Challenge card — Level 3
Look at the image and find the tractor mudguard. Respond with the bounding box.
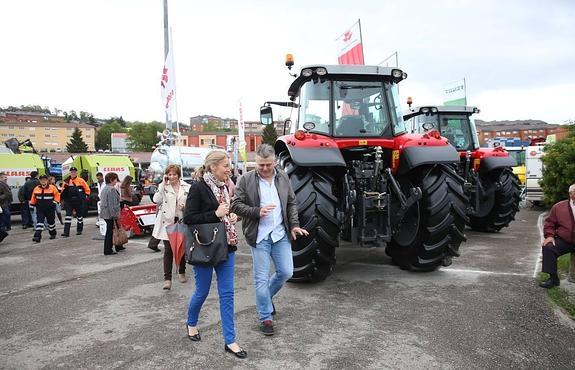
[398,145,459,175]
[479,156,517,174]
[278,145,346,167]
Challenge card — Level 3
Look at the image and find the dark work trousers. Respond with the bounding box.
[163,239,186,280]
[34,205,57,240]
[21,202,33,227]
[0,206,11,231]
[542,237,575,277]
[103,219,123,254]
[63,199,85,236]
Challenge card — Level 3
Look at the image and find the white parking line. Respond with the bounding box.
[532,212,547,278]
[443,268,530,277]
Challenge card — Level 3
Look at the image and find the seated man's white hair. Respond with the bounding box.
[570,184,575,193]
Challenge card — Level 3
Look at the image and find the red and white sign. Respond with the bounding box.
[98,166,130,181]
[0,167,36,203]
[337,21,364,65]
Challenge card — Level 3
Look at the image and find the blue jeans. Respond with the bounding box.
[251,234,293,322]
[187,252,236,344]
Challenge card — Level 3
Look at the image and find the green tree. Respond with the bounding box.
[540,127,575,205]
[107,116,127,127]
[66,127,89,153]
[127,122,165,152]
[95,122,128,150]
[262,124,278,146]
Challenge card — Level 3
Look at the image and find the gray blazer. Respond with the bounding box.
[231,167,299,247]
[99,184,121,220]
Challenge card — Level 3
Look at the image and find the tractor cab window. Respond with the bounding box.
[298,79,331,135]
[334,81,389,137]
[439,115,474,151]
[389,84,407,135]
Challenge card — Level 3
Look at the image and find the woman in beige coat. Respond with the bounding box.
[152,165,191,290]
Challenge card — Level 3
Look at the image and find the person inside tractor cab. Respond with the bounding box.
[334,82,388,137]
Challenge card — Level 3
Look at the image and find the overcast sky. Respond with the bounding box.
[1,0,574,125]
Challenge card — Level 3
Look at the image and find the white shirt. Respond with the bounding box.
[256,172,285,244]
[97,181,105,197]
[571,200,575,219]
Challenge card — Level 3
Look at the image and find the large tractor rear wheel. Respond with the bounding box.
[279,151,340,283]
[468,168,521,232]
[387,164,468,270]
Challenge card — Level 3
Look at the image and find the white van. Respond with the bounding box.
[525,145,545,204]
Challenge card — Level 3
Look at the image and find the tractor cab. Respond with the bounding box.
[404,105,481,152]
[261,64,408,140]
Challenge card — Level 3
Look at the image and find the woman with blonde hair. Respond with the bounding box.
[152,165,191,290]
[183,150,246,359]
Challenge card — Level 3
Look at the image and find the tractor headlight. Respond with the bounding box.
[392,69,403,78]
[315,67,327,76]
[430,107,438,113]
[402,72,408,79]
[420,107,430,113]
[301,68,313,77]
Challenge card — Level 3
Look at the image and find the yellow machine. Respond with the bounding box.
[503,146,526,185]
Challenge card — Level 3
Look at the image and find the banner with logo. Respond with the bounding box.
[161,36,177,128]
[443,79,467,106]
[97,166,131,181]
[337,20,364,65]
[238,100,247,164]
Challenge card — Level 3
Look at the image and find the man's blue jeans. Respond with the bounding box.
[187,252,236,345]
[251,234,293,322]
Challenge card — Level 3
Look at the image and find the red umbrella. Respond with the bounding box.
[166,222,191,266]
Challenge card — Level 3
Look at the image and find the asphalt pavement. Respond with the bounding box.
[1,208,574,369]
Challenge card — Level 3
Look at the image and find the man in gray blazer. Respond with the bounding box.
[232,144,308,336]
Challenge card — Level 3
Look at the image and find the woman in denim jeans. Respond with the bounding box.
[183,151,246,359]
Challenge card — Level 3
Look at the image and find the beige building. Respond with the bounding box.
[0,121,96,152]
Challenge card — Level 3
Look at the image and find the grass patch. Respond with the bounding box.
[548,287,575,319]
[539,254,575,320]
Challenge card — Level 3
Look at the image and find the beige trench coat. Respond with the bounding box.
[152,180,191,241]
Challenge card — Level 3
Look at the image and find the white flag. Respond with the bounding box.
[238,99,247,163]
[161,46,177,125]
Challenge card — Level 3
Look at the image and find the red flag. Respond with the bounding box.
[337,20,364,65]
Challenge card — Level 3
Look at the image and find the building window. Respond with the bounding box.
[45,134,51,138]
[19,127,24,130]
[8,126,14,129]
[200,139,204,145]
[30,134,35,137]
[29,127,35,131]
[67,128,72,131]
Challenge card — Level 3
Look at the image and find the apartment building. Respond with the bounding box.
[0,121,95,152]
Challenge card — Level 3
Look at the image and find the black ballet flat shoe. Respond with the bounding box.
[187,326,201,341]
[224,345,247,359]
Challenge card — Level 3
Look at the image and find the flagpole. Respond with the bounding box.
[358,18,365,64]
[169,27,180,134]
[163,0,171,131]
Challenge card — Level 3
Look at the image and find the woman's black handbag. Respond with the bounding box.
[186,222,228,266]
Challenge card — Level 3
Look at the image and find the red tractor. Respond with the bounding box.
[404,105,521,232]
[260,62,468,282]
